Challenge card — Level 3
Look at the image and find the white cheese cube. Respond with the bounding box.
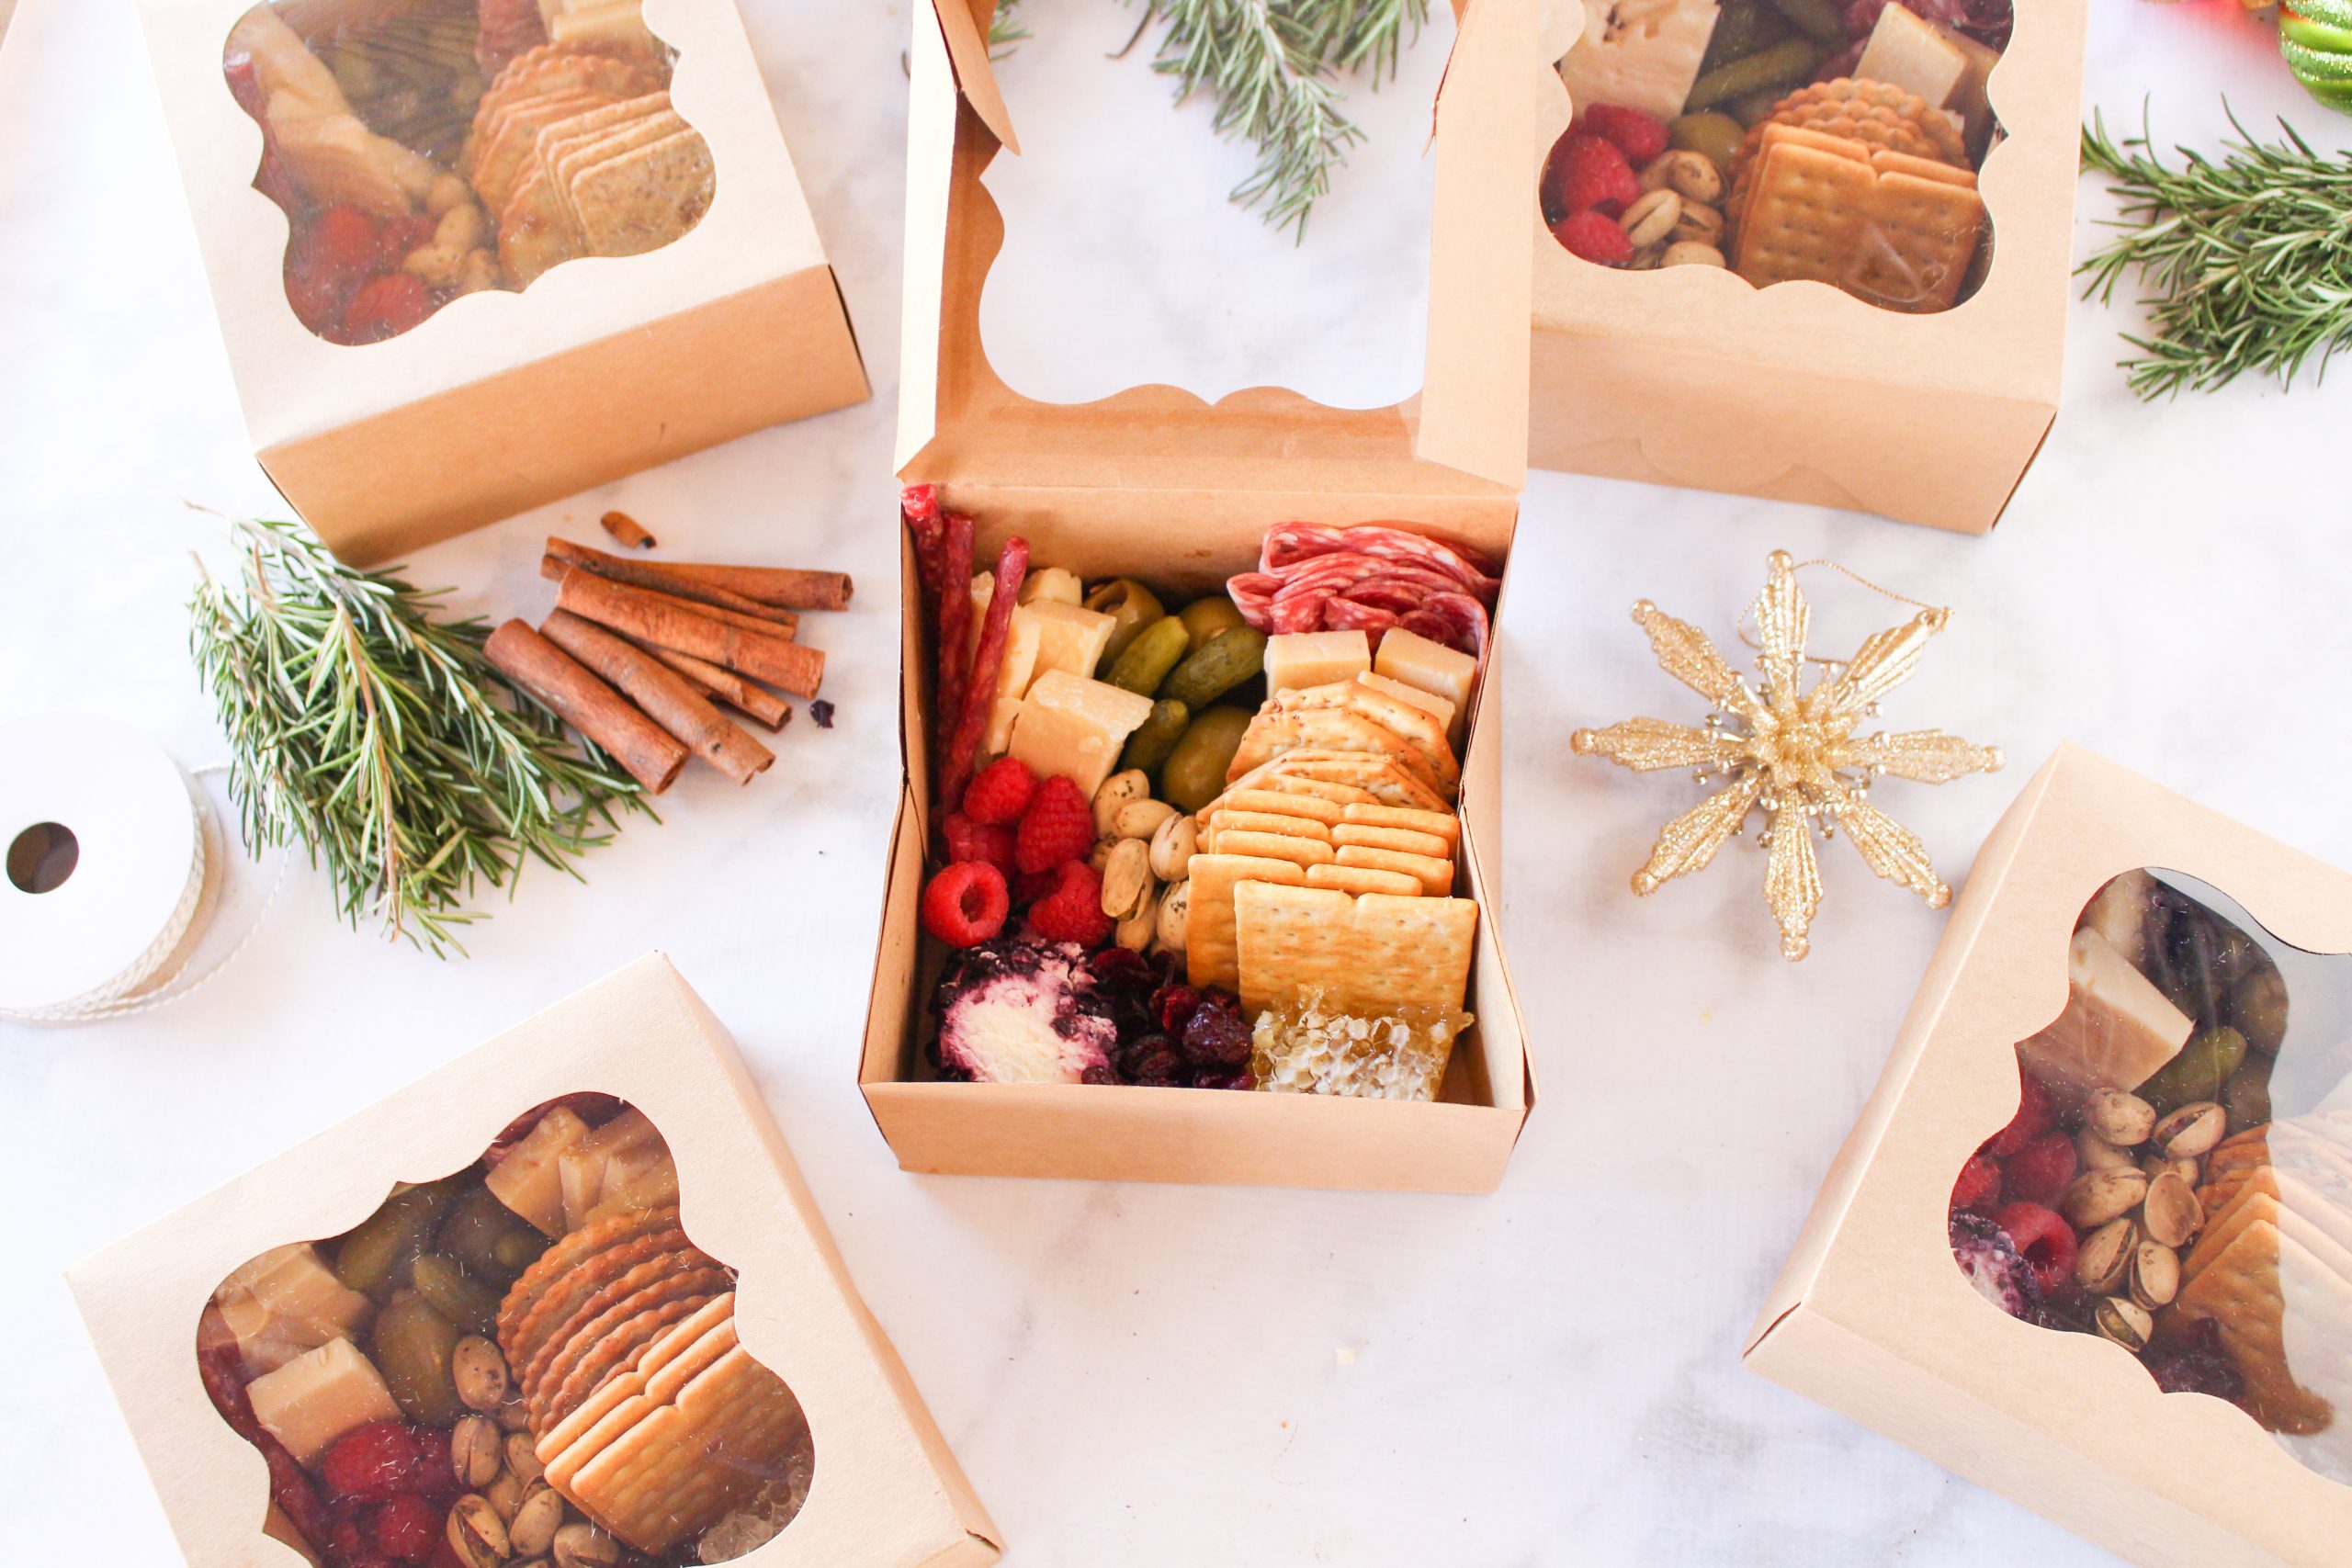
[216,1243,376,1378]
[1857,5,1968,110]
[1559,0,1721,121]
[1264,631,1372,697]
[246,1337,401,1467]
[484,1105,592,1237]
[982,696,1023,759]
[1373,630,1479,745]
[1008,671,1156,798]
[1023,601,1118,684]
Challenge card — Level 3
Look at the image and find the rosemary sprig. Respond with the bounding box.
[990,0,1029,55]
[2080,108,2352,399]
[189,516,647,956]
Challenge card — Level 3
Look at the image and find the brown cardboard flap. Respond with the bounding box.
[932,0,1019,153]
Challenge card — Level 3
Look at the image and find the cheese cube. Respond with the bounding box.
[550,2,656,51]
[558,1109,673,1233]
[1936,24,2002,156]
[1559,0,1722,122]
[215,1243,376,1377]
[2017,929,2193,1104]
[484,1105,592,1237]
[982,696,1023,759]
[1265,631,1372,697]
[1373,630,1478,744]
[967,573,993,665]
[1007,671,1156,798]
[1357,671,1457,737]
[1856,6,1967,110]
[246,1337,401,1467]
[1023,601,1119,684]
[1017,567,1084,606]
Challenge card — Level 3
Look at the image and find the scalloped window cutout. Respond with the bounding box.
[194,1095,815,1562]
[1951,870,2352,1485]
[224,0,715,345]
[1543,0,2009,312]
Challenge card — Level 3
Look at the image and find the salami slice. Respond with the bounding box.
[1227,523,1498,658]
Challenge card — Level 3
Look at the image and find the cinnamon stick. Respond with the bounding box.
[546,536,846,615]
[557,571,826,698]
[540,552,797,632]
[540,612,773,786]
[630,640,790,731]
[601,511,657,549]
[484,620,687,794]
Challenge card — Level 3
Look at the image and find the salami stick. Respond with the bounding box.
[934,513,975,791]
[942,536,1028,815]
[540,611,774,785]
[901,485,946,601]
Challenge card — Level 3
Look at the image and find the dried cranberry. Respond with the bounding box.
[364,1495,440,1562]
[1195,1071,1256,1091]
[2144,1316,2246,1403]
[1181,995,1251,1069]
[1154,984,1202,1035]
[1080,1064,1121,1086]
[1089,944,1148,983]
[321,1422,420,1503]
[1132,1045,1185,1085]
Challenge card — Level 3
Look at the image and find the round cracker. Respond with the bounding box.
[497,1203,681,1340]
[517,1239,707,1401]
[541,1282,721,1430]
[529,1263,730,1424]
[504,1223,688,1375]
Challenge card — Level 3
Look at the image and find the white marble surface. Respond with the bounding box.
[3,0,2349,1562]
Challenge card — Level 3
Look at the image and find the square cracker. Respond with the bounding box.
[472,86,614,213]
[1341,802,1459,843]
[1227,709,1442,796]
[537,1293,732,1467]
[2187,1189,2352,1295]
[1735,140,1878,291]
[1273,682,1458,792]
[1273,753,1449,813]
[1214,766,1378,811]
[571,128,715,257]
[500,165,584,286]
[1184,854,1306,995]
[1204,809,1331,844]
[531,90,670,186]
[2176,1219,2352,1436]
[1306,863,1421,897]
[1336,844,1453,896]
[1332,823,1451,860]
[1215,830,1335,869]
[1218,788,1346,826]
[2201,1164,2352,1265]
[1845,171,1984,312]
[547,106,684,234]
[1233,883,1476,1017]
[575,1347,807,1551]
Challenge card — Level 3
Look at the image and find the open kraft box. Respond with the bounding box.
[858,0,1538,1192]
[69,954,1001,1568]
[1528,0,2086,534]
[1747,747,2352,1567]
[138,0,870,564]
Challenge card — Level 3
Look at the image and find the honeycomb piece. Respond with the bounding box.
[1250,987,1472,1102]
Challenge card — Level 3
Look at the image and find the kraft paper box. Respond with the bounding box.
[1528,0,2086,533]
[856,0,1538,1192]
[69,954,1001,1568]
[1747,747,2352,1566]
[139,0,870,564]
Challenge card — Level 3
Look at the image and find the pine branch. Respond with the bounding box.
[2080,107,2352,399]
[189,516,648,956]
[990,0,1030,56]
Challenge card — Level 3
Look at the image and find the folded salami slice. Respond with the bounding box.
[1227,523,1498,657]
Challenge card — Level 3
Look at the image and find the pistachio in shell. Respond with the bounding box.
[2075,1217,2137,1294]
[2076,1131,2139,1173]
[2084,1088,2156,1148]
[2154,1101,2228,1160]
[2064,1168,2150,1230]
[2130,1237,2182,1310]
[2142,1170,2204,1248]
[2094,1294,2154,1352]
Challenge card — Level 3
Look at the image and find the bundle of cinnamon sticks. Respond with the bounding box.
[485,536,850,794]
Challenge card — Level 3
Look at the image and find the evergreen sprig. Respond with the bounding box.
[189,516,647,956]
[2080,108,2352,399]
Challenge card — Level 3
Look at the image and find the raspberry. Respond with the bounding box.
[320,1421,419,1503]
[963,757,1037,826]
[1012,864,1063,908]
[2002,1130,2078,1209]
[1992,1201,2076,1298]
[377,212,439,271]
[303,205,384,278]
[364,1494,440,1562]
[1015,775,1094,874]
[341,273,435,344]
[1984,1067,2053,1157]
[922,862,1009,948]
[1551,210,1634,266]
[1950,1152,2001,1213]
[1026,860,1113,945]
[1545,132,1641,218]
[1579,103,1670,167]
[944,812,1015,874]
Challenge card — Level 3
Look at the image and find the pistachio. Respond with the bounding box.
[485,1468,525,1523]
[1100,838,1152,921]
[453,1336,510,1414]
[2076,1131,2138,1173]
[1154,876,1190,954]
[2142,1169,2204,1248]
[1116,887,1159,953]
[1092,770,1152,836]
[1644,150,1723,205]
[1114,798,1179,840]
[452,1415,503,1489]
[504,1430,546,1484]
[2093,1294,2154,1353]
[1660,242,1726,268]
[1620,188,1682,249]
[1670,201,1724,246]
[552,1522,622,1568]
[1148,812,1197,881]
[2064,1168,2150,1229]
[1089,837,1115,872]
[2141,1152,2199,1186]
[496,1393,533,1433]
[508,1483,566,1558]
[2154,1101,2227,1159]
[2130,1236,2182,1310]
[447,1495,512,1567]
[2074,1217,2137,1294]
[2084,1088,2156,1147]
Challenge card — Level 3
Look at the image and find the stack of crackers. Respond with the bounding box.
[459,39,715,288]
[1725,79,1984,313]
[497,1205,811,1553]
[1187,673,1478,1026]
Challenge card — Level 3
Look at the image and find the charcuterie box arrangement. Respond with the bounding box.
[138,0,868,563]
[1528,0,2085,532]
[1748,747,2352,1567]
[68,956,1001,1568]
[859,0,1536,1192]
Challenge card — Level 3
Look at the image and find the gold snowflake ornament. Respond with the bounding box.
[1570,551,2004,962]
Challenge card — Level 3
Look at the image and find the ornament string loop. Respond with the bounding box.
[1736,557,1951,665]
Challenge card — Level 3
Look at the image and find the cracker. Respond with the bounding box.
[573,1347,809,1553]
[469,41,664,158]
[2175,1219,2351,1436]
[499,164,585,287]
[1306,863,1421,897]
[1273,682,1459,793]
[2188,1190,2352,1297]
[1227,709,1440,792]
[542,1285,720,1427]
[1871,146,1978,188]
[1340,802,1460,843]
[1330,823,1451,859]
[1734,134,1983,312]
[471,86,614,213]
[1273,754,1449,813]
[498,1203,680,1340]
[522,1252,720,1412]
[1356,671,1455,733]
[1214,830,1335,869]
[570,128,715,258]
[503,1224,686,1372]
[1335,844,1453,897]
[1184,854,1307,995]
[1216,763,1379,809]
[1216,788,1347,826]
[537,1292,736,1469]
[1232,884,1477,1017]
[546,105,682,234]
[1205,809,1330,843]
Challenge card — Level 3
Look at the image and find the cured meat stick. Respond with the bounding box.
[542,541,797,627]
[935,512,975,796]
[556,572,824,699]
[902,485,946,601]
[942,536,1029,815]
[540,556,797,635]
[485,619,687,794]
[626,639,791,731]
[540,612,774,785]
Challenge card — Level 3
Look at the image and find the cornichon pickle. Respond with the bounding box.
[1686,39,1824,112]
[371,1289,462,1424]
[334,1176,464,1302]
[410,1255,502,1338]
[1176,597,1250,653]
[1159,705,1254,815]
[1698,0,1787,71]
[2139,1026,2248,1115]
[1668,111,1746,173]
[1107,615,1192,696]
[1160,627,1266,711]
[1084,580,1166,668]
[1121,698,1192,777]
[1763,0,1846,45]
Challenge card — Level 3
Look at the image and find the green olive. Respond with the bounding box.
[492,1228,549,1277]
[1668,112,1746,175]
[1159,705,1255,815]
[1120,699,1192,778]
[1106,615,1192,697]
[410,1255,503,1338]
[1083,580,1166,668]
[371,1289,462,1425]
[2139,1026,2248,1116]
[1160,627,1267,711]
[334,1177,464,1303]
[2230,963,2290,1055]
[435,1185,531,1285]
[1176,598,1250,653]
[2225,1052,2276,1132]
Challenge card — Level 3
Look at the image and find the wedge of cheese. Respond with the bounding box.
[1008,671,1155,798]
[247,1337,401,1467]
[1373,630,1478,746]
[1023,601,1119,685]
[1559,0,1721,121]
[485,1105,593,1237]
[1265,631,1372,697]
[216,1243,377,1377]
[2018,928,2193,1103]
[558,1109,677,1233]
[1856,6,1968,109]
